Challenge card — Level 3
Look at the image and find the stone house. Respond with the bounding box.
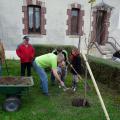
[0,0,120,59]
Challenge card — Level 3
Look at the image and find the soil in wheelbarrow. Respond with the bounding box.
[0,77,31,85]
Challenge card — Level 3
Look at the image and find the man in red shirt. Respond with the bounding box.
[16,36,35,76]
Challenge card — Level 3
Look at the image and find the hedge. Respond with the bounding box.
[88,55,120,91]
[33,45,120,91]
[33,44,75,56]
[33,44,120,92]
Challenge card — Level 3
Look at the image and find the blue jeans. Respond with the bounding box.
[32,61,48,94]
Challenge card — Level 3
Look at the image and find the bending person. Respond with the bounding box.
[33,53,65,96]
[51,47,68,85]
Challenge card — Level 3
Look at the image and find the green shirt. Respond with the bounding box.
[35,53,57,69]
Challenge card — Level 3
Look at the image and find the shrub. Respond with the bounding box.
[33,44,75,56]
[88,55,120,91]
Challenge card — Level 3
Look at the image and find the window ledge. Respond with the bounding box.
[28,34,45,38]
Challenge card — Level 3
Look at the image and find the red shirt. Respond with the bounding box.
[16,43,35,63]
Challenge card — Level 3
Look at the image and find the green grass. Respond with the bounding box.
[0,60,120,120]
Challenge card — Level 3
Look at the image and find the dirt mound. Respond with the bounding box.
[0,77,32,85]
[72,98,90,107]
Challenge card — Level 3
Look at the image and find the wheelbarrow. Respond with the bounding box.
[0,76,34,112]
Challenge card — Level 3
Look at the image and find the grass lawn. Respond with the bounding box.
[0,60,120,120]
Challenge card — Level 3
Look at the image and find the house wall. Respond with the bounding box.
[0,0,120,59]
[25,0,91,50]
[106,0,120,44]
[0,0,23,50]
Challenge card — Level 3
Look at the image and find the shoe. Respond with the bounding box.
[73,87,76,92]
[72,86,76,92]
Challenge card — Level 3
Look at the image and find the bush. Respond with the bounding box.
[88,55,120,91]
[33,44,75,56]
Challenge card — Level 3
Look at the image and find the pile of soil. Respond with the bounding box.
[0,77,32,85]
[72,98,90,107]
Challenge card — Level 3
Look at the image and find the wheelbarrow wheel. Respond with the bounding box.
[3,97,21,112]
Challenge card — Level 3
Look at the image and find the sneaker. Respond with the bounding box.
[73,87,76,92]
[58,85,62,88]
[72,86,76,91]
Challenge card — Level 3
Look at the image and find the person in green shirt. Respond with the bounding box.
[33,53,65,96]
[51,47,68,85]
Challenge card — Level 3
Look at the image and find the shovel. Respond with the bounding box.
[67,61,91,91]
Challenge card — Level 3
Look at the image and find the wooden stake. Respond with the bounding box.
[82,52,110,120]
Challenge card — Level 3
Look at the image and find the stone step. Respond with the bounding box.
[106,54,113,58]
[102,55,112,59]
[103,50,113,54]
[90,44,115,60]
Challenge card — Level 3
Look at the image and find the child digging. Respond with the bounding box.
[69,48,82,91]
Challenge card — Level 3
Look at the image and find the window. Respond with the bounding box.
[28,6,41,33]
[66,4,84,36]
[71,8,80,35]
[22,1,46,35]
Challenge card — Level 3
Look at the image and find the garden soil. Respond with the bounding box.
[0,77,31,85]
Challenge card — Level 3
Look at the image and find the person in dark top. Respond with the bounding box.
[69,47,82,91]
[51,47,68,85]
[112,50,120,62]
